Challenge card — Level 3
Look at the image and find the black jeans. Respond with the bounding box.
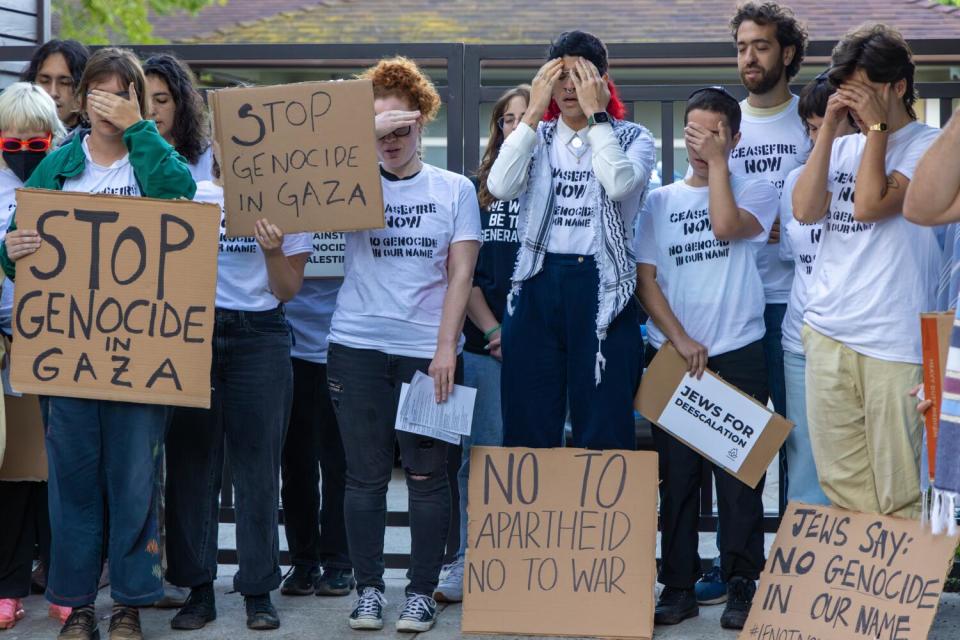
[648,340,768,588]
[280,358,350,570]
[165,307,293,596]
[0,481,47,598]
[327,343,460,596]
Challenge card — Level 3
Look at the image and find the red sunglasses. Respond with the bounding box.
[0,131,52,153]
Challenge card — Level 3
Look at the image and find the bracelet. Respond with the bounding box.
[483,324,502,341]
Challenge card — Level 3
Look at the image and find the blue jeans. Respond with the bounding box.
[457,351,504,560]
[165,307,293,595]
[43,397,167,607]
[783,350,830,505]
[501,254,642,450]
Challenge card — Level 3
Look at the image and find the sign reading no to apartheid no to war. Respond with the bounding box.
[741,502,959,640]
[10,189,220,408]
[211,79,385,238]
[462,447,657,639]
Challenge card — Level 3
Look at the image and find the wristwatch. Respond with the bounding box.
[587,111,611,127]
[868,122,888,133]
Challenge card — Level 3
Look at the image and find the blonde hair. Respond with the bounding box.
[0,82,66,145]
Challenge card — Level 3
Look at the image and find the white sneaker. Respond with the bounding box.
[396,594,437,633]
[348,587,386,630]
[433,558,463,603]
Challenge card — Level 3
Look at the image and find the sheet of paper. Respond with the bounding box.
[399,370,476,436]
[395,382,462,445]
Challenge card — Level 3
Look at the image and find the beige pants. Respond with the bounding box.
[802,325,922,518]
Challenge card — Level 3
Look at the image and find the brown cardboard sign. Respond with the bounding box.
[740,502,958,640]
[0,394,46,481]
[211,79,385,237]
[462,447,657,639]
[636,342,792,488]
[10,189,220,408]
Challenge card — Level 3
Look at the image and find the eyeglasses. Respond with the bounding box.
[688,86,740,105]
[378,125,412,141]
[0,132,52,153]
[497,114,525,131]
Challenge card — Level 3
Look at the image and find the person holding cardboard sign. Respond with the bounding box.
[792,25,940,520]
[0,48,197,640]
[326,57,481,633]
[487,30,655,451]
[164,140,310,632]
[0,82,65,632]
[635,87,779,631]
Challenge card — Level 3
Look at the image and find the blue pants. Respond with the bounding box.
[165,307,293,596]
[783,350,830,505]
[501,254,642,450]
[457,351,504,560]
[43,397,167,607]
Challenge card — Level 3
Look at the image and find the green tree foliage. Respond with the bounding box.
[55,0,226,44]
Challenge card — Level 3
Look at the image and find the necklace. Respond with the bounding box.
[564,133,588,164]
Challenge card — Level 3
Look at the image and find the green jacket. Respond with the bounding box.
[0,119,197,279]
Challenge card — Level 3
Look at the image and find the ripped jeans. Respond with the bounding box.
[327,343,460,596]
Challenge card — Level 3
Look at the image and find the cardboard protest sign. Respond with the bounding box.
[636,342,792,488]
[741,502,958,640]
[920,311,954,480]
[304,231,345,278]
[10,189,220,408]
[462,447,657,639]
[211,80,385,237]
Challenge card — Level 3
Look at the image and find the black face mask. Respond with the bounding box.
[3,150,46,183]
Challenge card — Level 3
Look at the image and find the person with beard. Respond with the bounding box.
[21,39,90,133]
[686,1,810,607]
[793,25,940,519]
[488,31,654,451]
[0,82,66,631]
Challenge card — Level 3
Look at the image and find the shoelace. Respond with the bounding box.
[445,561,464,581]
[400,594,436,619]
[62,607,96,632]
[247,598,275,616]
[728,580,754,603]
[355,589,386,616]
[109,606,140,632]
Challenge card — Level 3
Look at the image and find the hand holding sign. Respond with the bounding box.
[253,218,284,254]
[4,229,41,261]
[87,83,143,131]
[673,334,708,379]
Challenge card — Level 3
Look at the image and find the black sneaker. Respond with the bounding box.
[58,605,100,640]
[720,576,756,630]
[396,594,437,633]
[170,583,217,630]
[245,594,280,631]
[349,587,386,630]
[316,568,356,597]
[280,565,320,596]
[654,586,698,625]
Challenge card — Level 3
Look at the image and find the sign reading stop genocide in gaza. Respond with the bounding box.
[211,79,385,237]
[9,189,220,408]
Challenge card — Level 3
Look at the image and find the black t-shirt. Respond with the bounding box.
[463,177,521,354]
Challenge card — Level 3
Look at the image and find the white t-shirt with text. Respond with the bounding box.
[329,164,483,359]
[804,122,941,364]
[63,136,141,197]
[779,166,821,355]
[730,96,811,304]
[0,168,20,333]
[636,174,779,356]
[193,181,312,311]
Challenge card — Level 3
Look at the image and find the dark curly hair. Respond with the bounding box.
[827,24,917,121]
[543,30,626,121]
[143,53,209,165]
[477,85,530,209]
[21,39,89,88]
[797,73,835,133]
[730,2,808,81]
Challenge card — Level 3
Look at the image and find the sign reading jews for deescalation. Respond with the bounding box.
[463,447,657,639]
[211,80,384,238]
[10,189,220,408]
[741,502,959,640]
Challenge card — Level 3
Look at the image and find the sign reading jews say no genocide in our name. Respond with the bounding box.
[10,189,220,409]
[211,79,385,238]
[462,447,657,639]
[740,502,959,640]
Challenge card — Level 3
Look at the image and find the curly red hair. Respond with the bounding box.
[543,79,626,121]
[357,56,442,125]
